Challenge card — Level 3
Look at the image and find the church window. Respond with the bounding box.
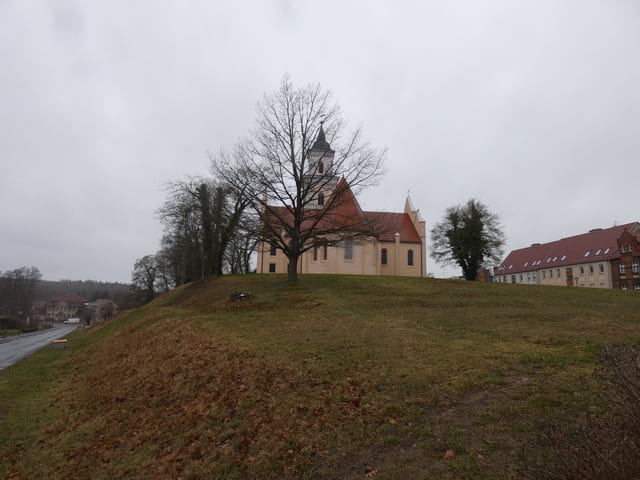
[344,239,353,260]
[313,245,318,261]
[269,263,276,273]
[270,243,277,256]
[318,161,324,174]
[323,243,328,260]
[408,249,414,266]
[381,248,387,265]
[318,192,324,206]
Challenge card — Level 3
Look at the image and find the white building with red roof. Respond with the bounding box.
[495,222,640,288]
[45,293,87,321]
[256,128,427,277]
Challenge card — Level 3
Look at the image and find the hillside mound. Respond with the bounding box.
[1,274,639,479]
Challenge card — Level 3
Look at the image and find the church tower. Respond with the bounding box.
[304,124,338,209]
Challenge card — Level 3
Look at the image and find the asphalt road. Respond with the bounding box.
[0,324,77,370]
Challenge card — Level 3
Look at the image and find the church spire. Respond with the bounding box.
[311,122,334,153]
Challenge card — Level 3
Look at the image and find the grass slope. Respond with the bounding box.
[1,275,639,479]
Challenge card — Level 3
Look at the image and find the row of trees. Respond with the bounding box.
[132,76,506,298]
[0,267,42,325]
[132,178,257,301]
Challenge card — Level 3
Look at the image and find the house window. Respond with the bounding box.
[270,243,277,256]
[542,271,546,279]
[621,282,628,290]
[579,266,585,275]
[620,263,626,274]
[556,269,561,277]
[519,274,523,282]
[634,282,640,291]
[633,261,639,274]
[269,263,276,273]
[549,270,553,278]
[599,264,604,274]
[588,265,594,274]
[408,249,414,266]
[318,192,324,206]
[344,239,353,260]
[381,248,388,265]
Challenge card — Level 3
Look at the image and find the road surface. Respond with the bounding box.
[0,324,77,370]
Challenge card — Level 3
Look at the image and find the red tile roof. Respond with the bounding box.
[263,179,422,243]
[496,222,639,275]
[48,293,87,306]
[364,211,422,243]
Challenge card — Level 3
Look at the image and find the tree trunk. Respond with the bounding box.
[287,255,299,282]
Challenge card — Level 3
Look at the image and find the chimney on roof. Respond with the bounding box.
[589,228,602,233]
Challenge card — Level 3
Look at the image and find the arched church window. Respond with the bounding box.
[381,248,388,265]
[408,249,414,266]
[318,161,324,174]
[318,192,324,206]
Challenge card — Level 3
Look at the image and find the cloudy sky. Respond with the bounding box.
[1,1,639,282]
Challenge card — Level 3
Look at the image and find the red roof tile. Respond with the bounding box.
[48,293,87,306]
[496,223,639,274]
[262,179,422,243]
[365,211,422,243]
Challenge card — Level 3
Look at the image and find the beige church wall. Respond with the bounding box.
[257,234,426,278]
[301,240,378,275]
[378,241,424,278]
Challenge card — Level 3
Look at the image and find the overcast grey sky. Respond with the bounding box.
[1,1,639,282]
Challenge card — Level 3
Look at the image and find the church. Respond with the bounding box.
[256,127,427,277]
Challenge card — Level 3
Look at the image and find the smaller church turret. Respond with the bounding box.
[304,124,338,208]
[307,123,335,176]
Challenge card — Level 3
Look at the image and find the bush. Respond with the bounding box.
[520,343,640,480]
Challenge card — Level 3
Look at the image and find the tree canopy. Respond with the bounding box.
[430,199,505,281]
[211,76,386,281]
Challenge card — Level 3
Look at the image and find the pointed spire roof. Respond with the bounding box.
[311,123,334,153]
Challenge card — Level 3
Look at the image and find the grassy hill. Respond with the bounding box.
[1,275,639,479]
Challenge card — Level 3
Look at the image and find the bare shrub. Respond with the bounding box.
[520,343,640,480]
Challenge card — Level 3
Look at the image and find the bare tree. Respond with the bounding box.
[0,266,41,324]
[224,210,259,274]
[131,255,158,303]
[211,76,386,281]
[158,177,251,281]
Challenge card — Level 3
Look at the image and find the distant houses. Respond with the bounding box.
[45,293,87,322]
[495,222,640,290]
[35,294,118,325]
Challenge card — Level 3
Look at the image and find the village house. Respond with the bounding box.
[45,293,87,321]
[495,222,640,289]
[610,228,640,291]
